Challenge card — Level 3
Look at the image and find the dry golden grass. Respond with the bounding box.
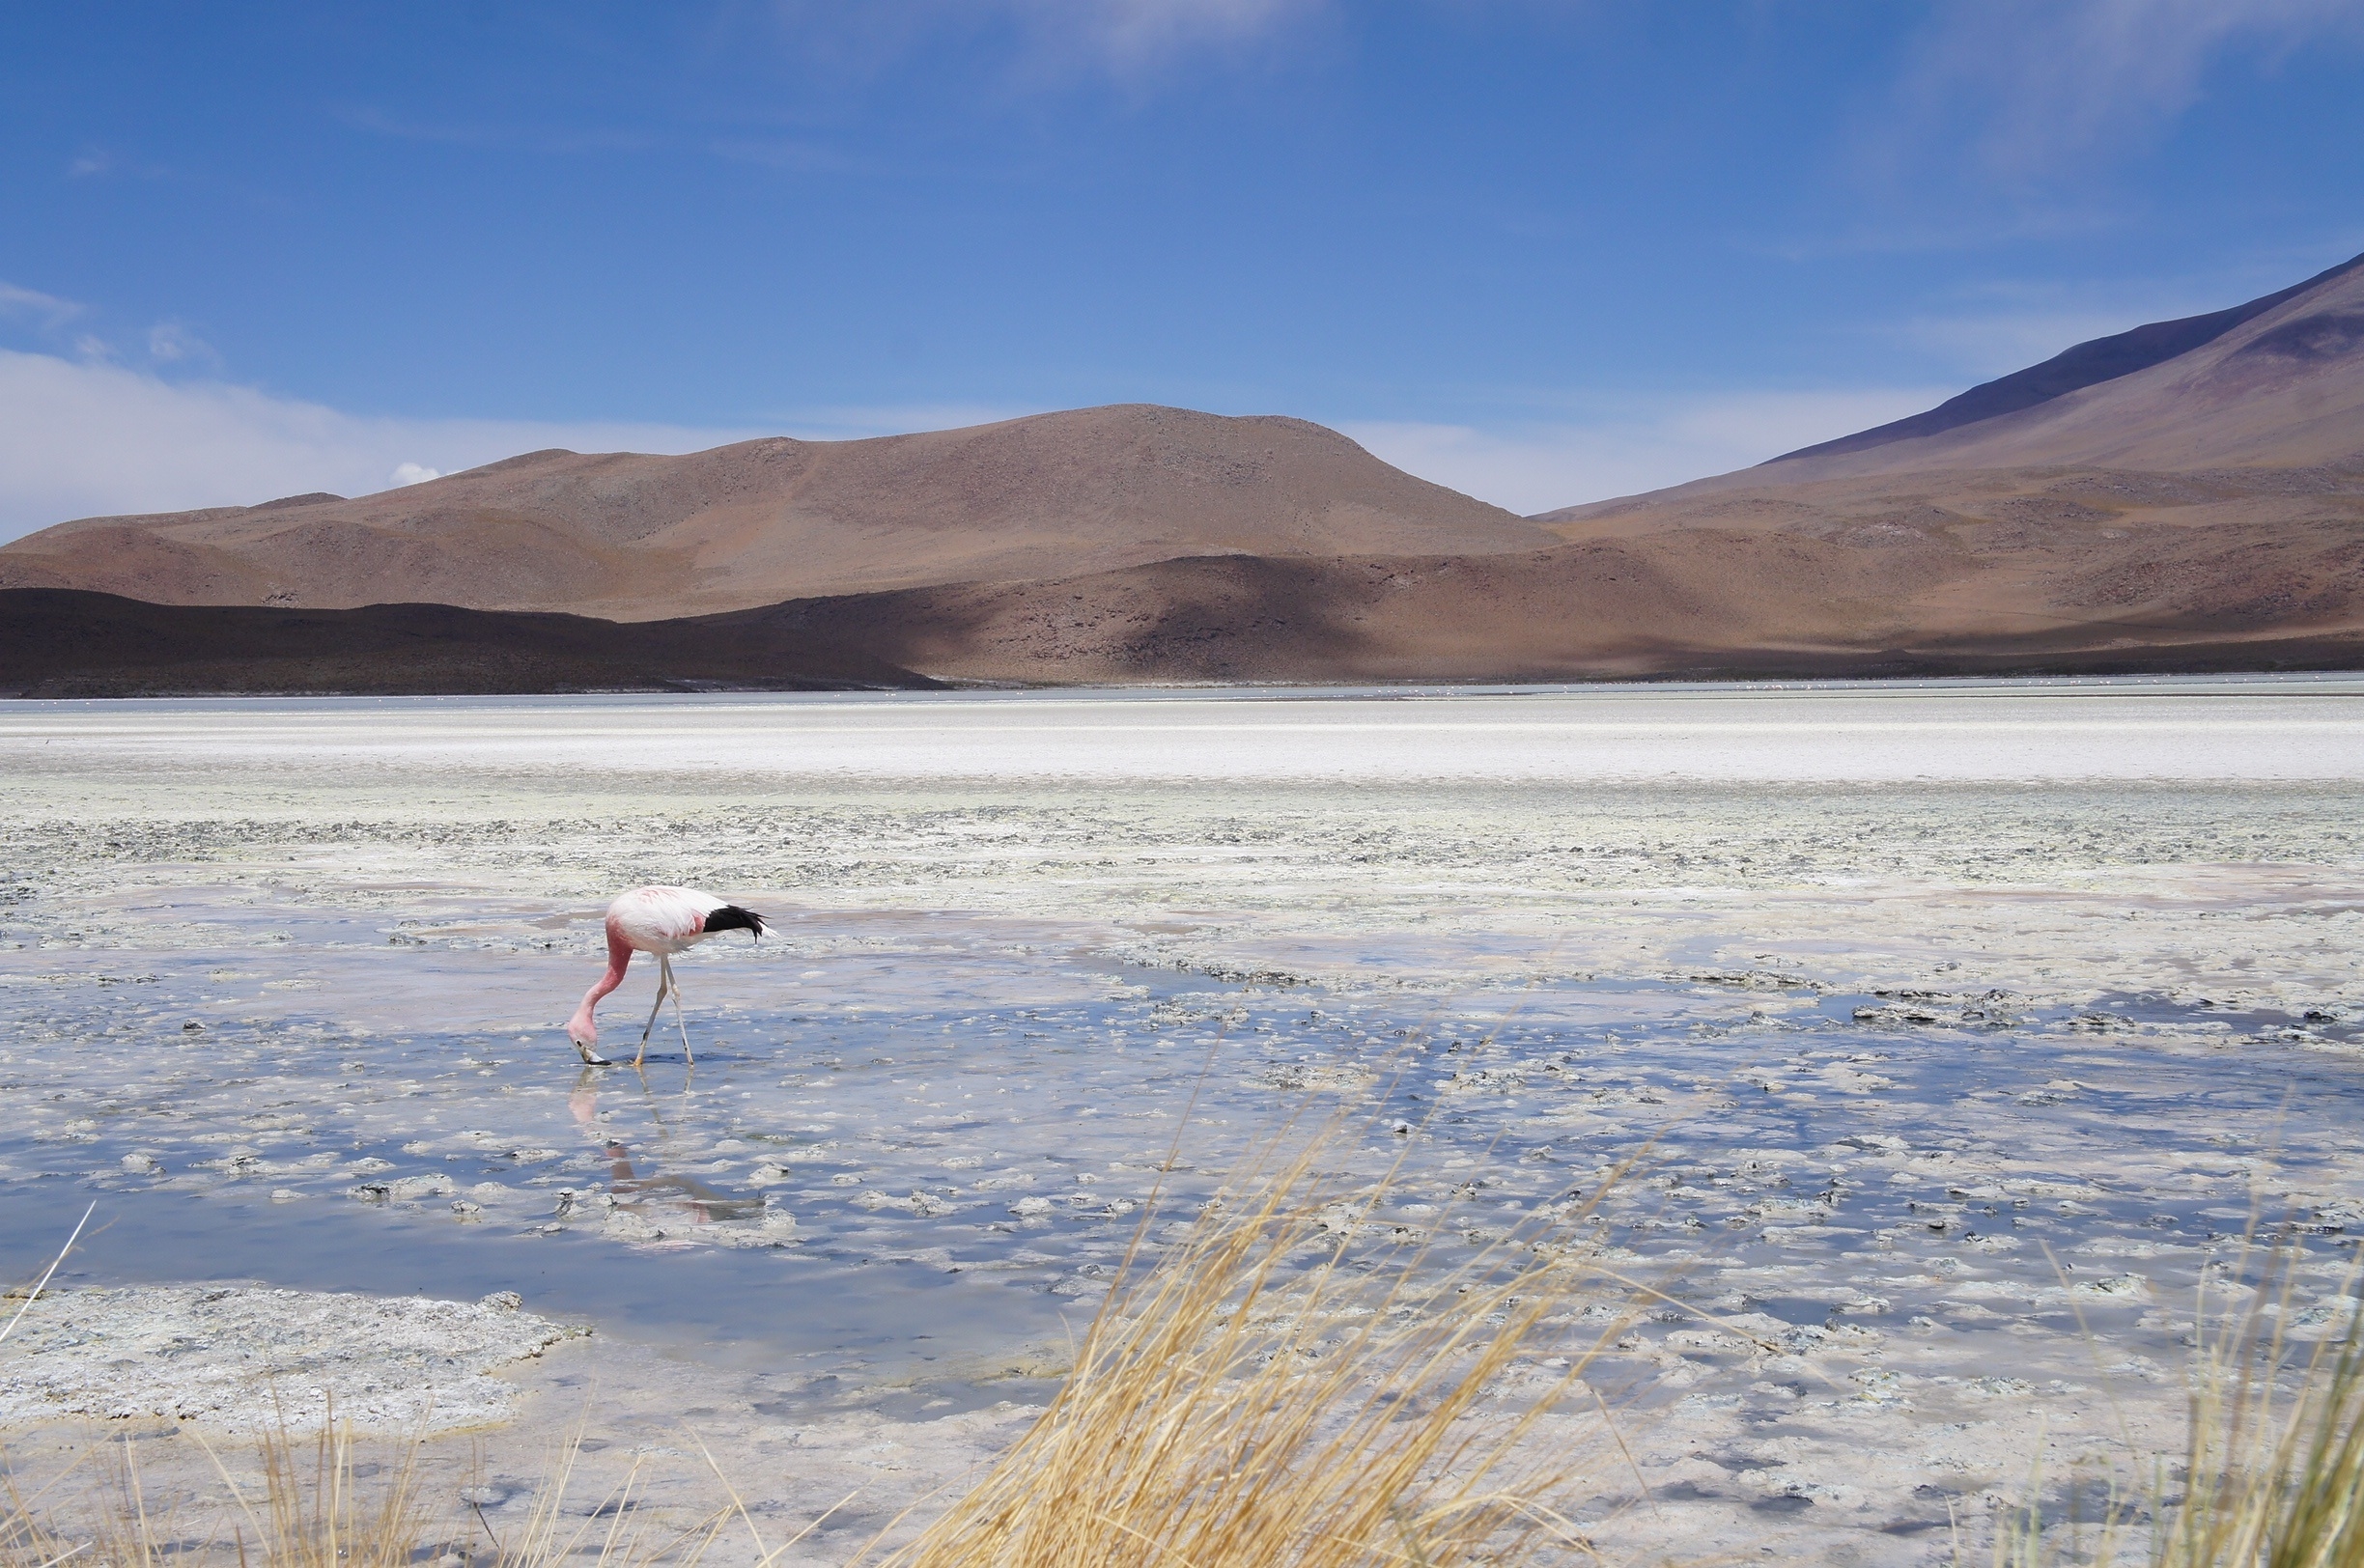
[207,1421,433,1568]
[855,1130,1638,1568]
[0,1126,1639,1568]
[14,1142,2364,1568]
[2142,1248,2364,1568]
[1980,1244,2364,1568]
[0,1415,747,1568]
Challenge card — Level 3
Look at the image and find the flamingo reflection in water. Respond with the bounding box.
[566,1070,770,1233]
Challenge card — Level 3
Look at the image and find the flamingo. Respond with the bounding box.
[567,886,766,1068]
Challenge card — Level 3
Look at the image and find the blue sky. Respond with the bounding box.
[2,0,2361,536]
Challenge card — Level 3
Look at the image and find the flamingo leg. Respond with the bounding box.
[634,965,670,1068]
[666,955,690,1069]
[666,955,694,1064]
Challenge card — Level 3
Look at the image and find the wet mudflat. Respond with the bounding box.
[4,679,2364,1564]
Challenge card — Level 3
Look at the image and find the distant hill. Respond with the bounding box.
[0,405,1553,623]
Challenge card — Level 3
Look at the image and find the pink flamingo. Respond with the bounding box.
[567,886,766,1068]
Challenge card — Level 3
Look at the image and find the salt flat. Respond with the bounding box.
[2,679,2362,1564]
[10,675,2364,781]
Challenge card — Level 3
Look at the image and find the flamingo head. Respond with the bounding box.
[567,1005,610,1065]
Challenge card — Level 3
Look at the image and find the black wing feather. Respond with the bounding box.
[703,904,766,938]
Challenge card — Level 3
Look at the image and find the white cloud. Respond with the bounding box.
[0,349,764,542]
[1895,0,2364,187]
[390,462,442,487]
[1342,389,1955,516]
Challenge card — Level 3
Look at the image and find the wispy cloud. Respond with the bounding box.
[1,287,201,372]
[1876,271,2233,378]
[1003,0,1318,68]
[146,321,216,367]
[1888,0,2364,191]
[63,146,169,181]
[1342,389,1955,516]
[0,281,82,331]
[1870,242,2364,377]
[704,136,878,175]
[1891,308,2158,378]
[336,105,660,154]
[0,349,763,541]
[772,401,1033,439]
[755,0,1322,81]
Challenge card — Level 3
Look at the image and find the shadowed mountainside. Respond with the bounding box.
[15,507,2364,695]
[0,405,1552,622]
[0,589,935,696]
[20,539,2359,699]
[746,530,2364,683]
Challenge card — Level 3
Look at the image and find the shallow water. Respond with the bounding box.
[6,901,2358,1359]
[7,680,2364,1558]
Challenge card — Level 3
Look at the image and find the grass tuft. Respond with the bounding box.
[0,1125,1659,1567]
[2147,1246,2364,1568]
[1971,1243,2364,1568]
[857,1127,1638,1568]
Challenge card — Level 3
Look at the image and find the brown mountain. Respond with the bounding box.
[789,250,2364,684]
[747,249,2364,684]
[8,253,2362,691]
[0,404,1555,622]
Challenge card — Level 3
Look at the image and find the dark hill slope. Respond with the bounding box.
[754,536,2364,684]
[0,589,934,696]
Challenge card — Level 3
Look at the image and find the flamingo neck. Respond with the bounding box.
[567,932,634,1042]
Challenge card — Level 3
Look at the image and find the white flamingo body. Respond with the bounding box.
[567,885,765,1068]
[610,885,725,955]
